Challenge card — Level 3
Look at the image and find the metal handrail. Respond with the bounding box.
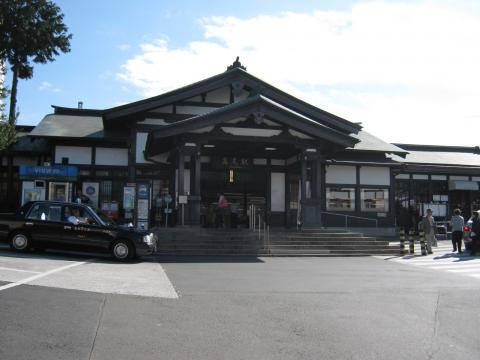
[249,204,270,254]
[320,211,378,229]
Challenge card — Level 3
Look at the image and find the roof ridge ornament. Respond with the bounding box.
[227,56,247,71]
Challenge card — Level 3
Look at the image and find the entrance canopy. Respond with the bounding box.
[145,94,359,159]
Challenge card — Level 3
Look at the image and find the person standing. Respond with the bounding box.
[470,211,480,256]
[74,189,90,204]
[450,208,464,253]
[216,193,229,228]
[421,208,436,254]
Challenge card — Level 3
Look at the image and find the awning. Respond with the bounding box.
[448,180,479,191]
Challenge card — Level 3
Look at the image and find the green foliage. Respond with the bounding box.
[0,59,16,151]
[0,0,72,124]
[0,121,16,151]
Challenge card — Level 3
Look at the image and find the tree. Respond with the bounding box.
[0,59,15,151]
[0,0,72,125]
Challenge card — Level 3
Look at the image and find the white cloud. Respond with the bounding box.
[117,43,131,52]
[117,1,480,146]
[38,81,60,93]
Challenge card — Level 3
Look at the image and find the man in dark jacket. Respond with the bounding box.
[470,211,480,256]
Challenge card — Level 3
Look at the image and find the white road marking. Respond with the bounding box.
[380,241,480,279]
[0,266,41,274]
[29,261,179,299]
[0,259,93,292]
[0,253,179,298]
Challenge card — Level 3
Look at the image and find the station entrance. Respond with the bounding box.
[200,167,268,228]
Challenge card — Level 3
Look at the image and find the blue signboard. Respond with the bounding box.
[19,165,78,181]
[137,183,149,200]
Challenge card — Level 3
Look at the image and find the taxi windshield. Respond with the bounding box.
[86,206,116,226]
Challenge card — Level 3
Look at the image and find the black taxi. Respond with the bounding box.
[0,201,157,261]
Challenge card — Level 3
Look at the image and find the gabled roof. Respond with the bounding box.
[146,94,359,156]
[98,66,362,135]
[30,114,105,138]
[350,131,408,155]
[390,146,480,168]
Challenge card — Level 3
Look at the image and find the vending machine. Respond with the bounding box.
[21,180,46,205]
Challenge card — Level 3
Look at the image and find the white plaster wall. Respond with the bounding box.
[271,159,285,166]
[175,169,191,195]
[13,156,38,166]
[150,105,173,113]
[253,158,267,165]
[186,95,203,102]
[55,146,92,165]
[96,147,128,166]
[325,165,356,184]
[450,175,469,181]
[205,87,230,103]
[412,174,428,180]
[138,118,168,125]
[359,166,390,185]
[176,106,218,115]
[136,132,153,164]
[271,172,285,212]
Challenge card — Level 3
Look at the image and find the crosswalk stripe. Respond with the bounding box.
[446,268,480,273]
[382,240,480,278]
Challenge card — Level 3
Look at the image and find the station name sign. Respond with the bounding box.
[212,156,252,169]
[19,165,78,181]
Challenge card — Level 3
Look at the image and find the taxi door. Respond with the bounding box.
[61,205,113,251]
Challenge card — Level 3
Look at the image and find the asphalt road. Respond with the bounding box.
[1,245,479,360]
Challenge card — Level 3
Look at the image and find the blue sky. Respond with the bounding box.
[12,0,359,121]
[4,0,480,146]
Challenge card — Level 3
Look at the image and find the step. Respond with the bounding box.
[286,232,366,238]
[285,236,378,241]
[268,248,400,255]
[268,244,390,250]
[270,240,388,245]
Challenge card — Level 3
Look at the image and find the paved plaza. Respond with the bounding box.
[1,244,479,360]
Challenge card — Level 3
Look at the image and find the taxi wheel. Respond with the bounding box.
[10,232,31,252]
[111,239,135,262]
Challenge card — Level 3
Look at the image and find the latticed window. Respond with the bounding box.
[326,187,355,211]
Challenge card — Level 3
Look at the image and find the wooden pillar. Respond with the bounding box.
[300,152,307,226]
[194,151,201,196]
[128,130,136,182]
[189,149,202,226]
[285,168,290,228]
[177,148,185,225]
[316,157,324,227]
[266,158,271,224]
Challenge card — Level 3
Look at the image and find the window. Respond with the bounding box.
[326,187,355,211]
[361,189,389,212]
[26,204,62,221]
[63,205,94,225]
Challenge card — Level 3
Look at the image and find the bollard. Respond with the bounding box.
[408,228,415,254]
[399,228,406,255]
[419,231,427,256]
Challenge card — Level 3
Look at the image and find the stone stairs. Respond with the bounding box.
[154,228,265,256]
[267,228,398,256]
[153,227,399,257]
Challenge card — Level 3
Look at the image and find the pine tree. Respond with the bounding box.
[0,0,72,125]
[0,59,15,151]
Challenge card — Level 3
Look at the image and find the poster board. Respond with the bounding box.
[136,182,150,230]
[82,182,99,207]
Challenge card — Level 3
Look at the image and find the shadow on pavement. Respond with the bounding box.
[0,245,145,265]
[151,255,265,263]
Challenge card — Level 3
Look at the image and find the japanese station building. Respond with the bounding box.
[1,59,480,232]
